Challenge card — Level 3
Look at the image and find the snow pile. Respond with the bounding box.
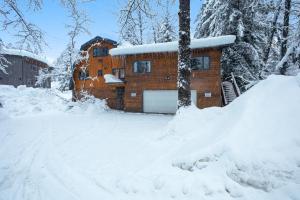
[0,75,299,200]
[166,74,300,198]
[0,85,107,117]
[110,35,236,56]
[104,74,123,83]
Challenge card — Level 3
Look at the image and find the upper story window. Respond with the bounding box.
[93,47,109,57]
[79,70,89,80]
[119,68,125,79]
[97,69,103,76]
[133,61,151,73]
[112,68,125,79]
[191,56,210,70]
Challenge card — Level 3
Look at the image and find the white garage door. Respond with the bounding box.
[143,90,197,114]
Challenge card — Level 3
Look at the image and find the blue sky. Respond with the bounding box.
[1,0,202,63]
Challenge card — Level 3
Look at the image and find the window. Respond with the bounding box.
[112,68,118,76]
[133,61,151,73]
[97,69,103,76]
[119,68,125,79]
[191,56,210,70]
[112,68,125,79]
[79,70,89,80]
[93,47,108,57]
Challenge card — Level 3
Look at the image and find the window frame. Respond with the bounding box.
[97,69,103,77]
[112,68,125,79]
[119,68,125,79]
[93,47,109,57]
[191,56,211,71]
[132,60,152,74]
[78,70,90,80]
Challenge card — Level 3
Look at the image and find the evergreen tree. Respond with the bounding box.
[0,39,9,73]
[276,15,300,74]
[157,1,176,43]
[194,0,275,89]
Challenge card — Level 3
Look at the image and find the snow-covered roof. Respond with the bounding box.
[110,35,236,56]
[80,36,117,51]
[104,74,123,84]
[1,48,49,65]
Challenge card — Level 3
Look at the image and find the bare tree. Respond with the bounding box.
[0,0,44,52]
[0,0,43,73]
[64,0,90,90]
[41,0,91,91]
[0,0,93,75]
[118,0,153,45]
[177,0,191,108]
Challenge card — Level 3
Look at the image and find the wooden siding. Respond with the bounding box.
[0,54,50,88]
[73,40,124,108]
[73,40,222,112]
[116,48,222,112]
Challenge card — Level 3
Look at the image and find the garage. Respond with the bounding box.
[143,90,197,114]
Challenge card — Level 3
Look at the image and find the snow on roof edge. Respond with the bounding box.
[1,48,49,65]
[104,74,123,84]
[110,35,236,56]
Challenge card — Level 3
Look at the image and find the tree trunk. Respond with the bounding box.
[177,0,191,108]
[280,0,291,74]
[138,10,143,45]
[263,0,282,64]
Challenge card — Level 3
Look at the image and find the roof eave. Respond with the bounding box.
[110,43,235,56]
[80,36,118,51]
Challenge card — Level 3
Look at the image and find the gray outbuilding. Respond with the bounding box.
[0,49,51,88]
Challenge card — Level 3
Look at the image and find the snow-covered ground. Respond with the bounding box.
[0,75,300,200]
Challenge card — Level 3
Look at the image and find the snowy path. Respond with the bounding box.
[0,109,173,200]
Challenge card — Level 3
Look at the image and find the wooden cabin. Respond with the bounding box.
[73,35,236,113]
[73,36,125,109]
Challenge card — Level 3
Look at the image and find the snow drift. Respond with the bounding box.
[0,85,107,118]
[0,75,299,200]
[167,74,300,199]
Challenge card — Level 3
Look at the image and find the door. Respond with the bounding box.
[143,90,197,114]
[116,87,125,110]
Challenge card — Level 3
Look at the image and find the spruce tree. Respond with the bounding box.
[157,1,176,43]
[194,0,274,89]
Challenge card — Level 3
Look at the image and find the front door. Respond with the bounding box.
[116,87,125,110]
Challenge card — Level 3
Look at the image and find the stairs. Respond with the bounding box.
[222,81,237,104]
[222,73,241,106]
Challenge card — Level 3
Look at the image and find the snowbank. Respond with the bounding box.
[167,74,300,198]
[0,75,299,200]
[110,35,236,56]
[0,85,107,117]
